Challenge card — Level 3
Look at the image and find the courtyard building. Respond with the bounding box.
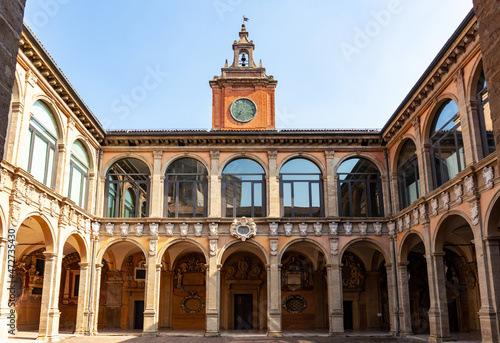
[1,10,500,343]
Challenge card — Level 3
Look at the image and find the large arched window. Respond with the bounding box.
[105,158,150,218]
[338,158,383,217]
[430,99,464,188]
[68,140,90,209]
[397,140,420,209]
[280,158,323,217]
[26,101,58,188]
[476,71,496,157]
[222,159,265,218]
[164,158,207,218]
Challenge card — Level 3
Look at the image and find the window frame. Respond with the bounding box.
[430,100,464,188]
[68,147,89,209]
[164,159,208,218]
[279,159,324,217]
[337,158,384,218]
[397,141,420,210]
[26,119,58,189]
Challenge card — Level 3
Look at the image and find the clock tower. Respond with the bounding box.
[210,24,277,130]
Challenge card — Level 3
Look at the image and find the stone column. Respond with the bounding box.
[267,246,282,337]
[74,262,90,335]
[143,238,160,336]
[38,252,62,342]
[412,117,428,196]
[427,252,450,343]
[205,236,220,336]
[150,150,163,217]
[472,0,500,162]
[208,151,221,218]
[385,263,398,336]
[325,150,338,217]
[381,175,391,217]
[390,172,400,212]
[420,143,433,194]
[398,261,413,336]
[0,0,27,159]
[97,176,106,217]
[475,236,500,343]
[455,68,479,165]
[327,261,344,336]
[87,173,96,215]
[267,151,280,217]
[91,263,103,334]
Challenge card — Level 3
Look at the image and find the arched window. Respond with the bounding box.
[397,140,420,209]
[26,101,58,188]
[338,158,383,217]
[280,158,323,217]
[68,140,90,209]
[476,71,496,156]
[430,99,464,188]
[164,158,207,218]
[222,159,265,217]
[105,158,150,218]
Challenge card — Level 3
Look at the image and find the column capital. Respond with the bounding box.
[398,261,410,267]
[431,251,446,257]
[78,262,89,269]
[42,252,57,260]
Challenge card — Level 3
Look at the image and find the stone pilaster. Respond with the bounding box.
[325,150,338,217]
[150,150,163,217]
[475,236,500,343]
[412,117,427,197]
[267,151,280,217]
[143,240,160,336]
[266,253,282,337]
[427,252,450,343]
[205,238,220,336]
[208,151,221,218]
[420,143,433,193]
[91,263,103,334]
[385,263,398,336]
[327,263,344,336]
[38,252,62,342]
[74,262,90,335]
[390,172,400,212]
[397,262,413,336]
[472,0,500,163]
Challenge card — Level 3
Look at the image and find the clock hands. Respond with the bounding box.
[238,104,248,116]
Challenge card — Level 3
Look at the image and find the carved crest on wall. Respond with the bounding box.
[281,256,311,291]
[342,252,365,290]
[230,217,257,241]
[282,294,307,313]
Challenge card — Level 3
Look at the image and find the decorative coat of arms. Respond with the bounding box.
[230,217,257,241]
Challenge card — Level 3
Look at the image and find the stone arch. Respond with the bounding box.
[421,93,461,144]
[278,237,331,267]
[433,210,477,255]
[484,188,500,237]
[101,153,153,178]
[28,94,66,142]
[399,230,427,262]
[390,135,418,174]
[156,237,209,267]
[466,56,484,103]
[334,152,386,177]
[339,237,390,264]
[96,237,148,264]
[161,153,210,175]
[219,153,269,176]
[60,230,90,263]
[12,70,22,102]
[16,211,56,253]
[218,238,269,266]
[277,153,326,176]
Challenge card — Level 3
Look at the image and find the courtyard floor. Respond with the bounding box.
[8,330,482,343]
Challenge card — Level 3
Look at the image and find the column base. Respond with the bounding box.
[428,335,452,343]
[267,331,282,337]
[142,330,158,337]
[204,330,220,337]
[37,335,60,342]
[329,332,346,337]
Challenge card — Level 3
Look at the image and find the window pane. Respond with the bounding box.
[370,182,381,217]
[253,183,263,217]
[351,181,367,217]
[70,166,83,206]
[340,182,351,216]
[71,140,90,167]
[293,182,310,217]
[31,101,58,138]
[31,134,48,183]
[195,182,205,217]
[311,183,320,217]
[178,181,194,217]
[432,100,459,134]
[107,183,117,217]
[225,183,234,217]
[46,147,55,187]
[223,159,264,174]
[280,158,320,174]
[167,182,177,217]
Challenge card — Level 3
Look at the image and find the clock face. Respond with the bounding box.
[230,98,257,123]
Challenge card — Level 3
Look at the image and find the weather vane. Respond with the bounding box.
[243,16,249,24]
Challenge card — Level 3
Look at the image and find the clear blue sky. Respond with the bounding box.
[23,0,473,131]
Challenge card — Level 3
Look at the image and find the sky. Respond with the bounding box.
[23,0,474,131]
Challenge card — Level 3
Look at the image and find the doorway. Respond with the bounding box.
[344,301,353,330]
[234,294,253,330]
[134,300,144,330]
